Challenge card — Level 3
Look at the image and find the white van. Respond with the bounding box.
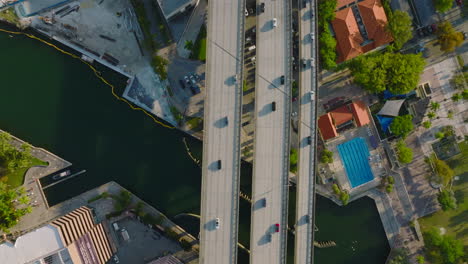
[247,45,256,51]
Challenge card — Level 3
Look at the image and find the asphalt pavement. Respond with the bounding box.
[249,0,292,263]
[294,0,318,264]
[198,0,245,263]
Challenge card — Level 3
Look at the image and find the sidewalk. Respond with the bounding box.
[176,0,207,58]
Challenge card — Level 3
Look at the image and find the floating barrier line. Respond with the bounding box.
[0,27,174,129]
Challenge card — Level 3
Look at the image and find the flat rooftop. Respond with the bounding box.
[18,0,72,17]
[0,225,65,264]
[156,0,194,19]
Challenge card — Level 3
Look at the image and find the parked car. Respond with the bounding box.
[179,79,185,89]
[190,85,201,95]
[259,2,265,13]
[245,8,248,16]
[309,90,315,101]
[189,75,197,86]
[184,76,191,86]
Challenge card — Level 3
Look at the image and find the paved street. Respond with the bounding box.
[294,1,318,263]
[199,0,245,263]
[250,0,292,263]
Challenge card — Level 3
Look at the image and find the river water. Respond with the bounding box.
[0,25,389,264]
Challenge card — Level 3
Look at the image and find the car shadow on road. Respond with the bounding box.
[258,103,273,117]
[260,21,273,33]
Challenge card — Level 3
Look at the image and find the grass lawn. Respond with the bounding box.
[419,141,468,245]
[0,8,19,26]
[190,24,207,62]
[2,157,48,188]
[186,117,202,131]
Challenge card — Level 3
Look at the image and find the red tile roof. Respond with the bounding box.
[330,105,354,126]
[331,0,393,62]
[351,101,371,126]
[318,113,338,140]
[358,0,393,51]
[337,0,356,8]
[318,101,371,140]
[332,8,363,62]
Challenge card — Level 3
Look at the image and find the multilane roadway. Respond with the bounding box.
[250,0,292,263]
[199,0,245,263]
[294,0,318,264]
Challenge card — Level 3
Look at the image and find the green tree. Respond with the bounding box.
[450,72,468,90]
[388,249,410,264]
[437,189,457,211]
[390,115,413,138]
[184,40,193,51]
[427,111,436,119]
[430,101,441,111]
[290,148,298,173]
[451,93,462,102]
[385,184,394,193]
[386,10,413,49]
[318,0,337,27]
[320,149,334,163]
[151,55,169,80]
[0,133,34,173]
[319,26,337,69]
[462,89,468,100]
[0,183,31,231]
[396,140,413,164]
[340,191,349,205]
[437,21,464,52]
[432,158,454,186]
[350,52,425,94]
[416,255,425,264]
[422,121,432,128]
[386,53,426,94]
[423,228,464,264]
[434,0,454,13]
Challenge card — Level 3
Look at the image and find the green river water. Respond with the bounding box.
[0,25,389,264]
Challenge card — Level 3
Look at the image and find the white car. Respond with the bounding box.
[272,18,277,27]
[309,91,315,101]
[309,32,314,40]
[215,218,220,229]
[245,8,249,16]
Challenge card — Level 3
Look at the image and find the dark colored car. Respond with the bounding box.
[301,58,307,69]
[280,75,285,85]
[190,85,201,95]
[262,198,267,207]
[271,101,276,111]
[307,136,312,145]
[259,2,265,13]
[217,160,222,170]
[456,0,462,6]
[179,79,185,89]
[275,223,280,232]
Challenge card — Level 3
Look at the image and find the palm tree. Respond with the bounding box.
[184,40,193,51]
[430,101,441,111]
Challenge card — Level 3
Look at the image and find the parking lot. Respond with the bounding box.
[111,216,183,264]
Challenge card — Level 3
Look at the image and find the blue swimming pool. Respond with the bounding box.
[337,137,374,188]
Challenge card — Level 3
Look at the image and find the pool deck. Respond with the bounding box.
[325,125,388,192]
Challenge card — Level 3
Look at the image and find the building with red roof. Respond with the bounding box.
[318,101,371,140]
[332,0,393,62]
